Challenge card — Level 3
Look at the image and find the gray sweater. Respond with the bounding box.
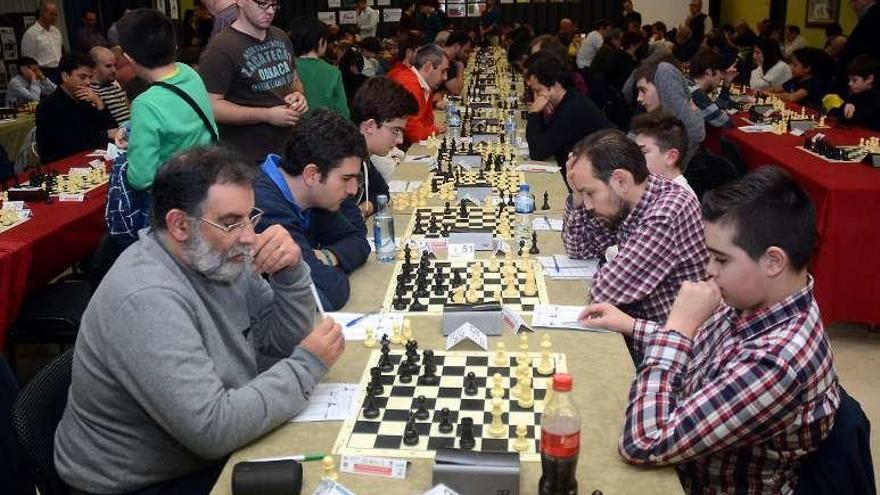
[54,230,327,494]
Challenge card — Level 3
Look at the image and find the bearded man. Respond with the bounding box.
[54,146,345,495]
[561,129,708,325]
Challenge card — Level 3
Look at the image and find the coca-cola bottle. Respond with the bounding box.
[539,373,580,495]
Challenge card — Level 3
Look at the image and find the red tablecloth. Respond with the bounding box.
[0,152,108,348]
[707,119,880,326]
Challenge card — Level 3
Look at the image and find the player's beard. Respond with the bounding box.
[184,226,253,283]
[598,193,631,228]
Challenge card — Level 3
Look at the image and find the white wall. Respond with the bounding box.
[633,0,708,30]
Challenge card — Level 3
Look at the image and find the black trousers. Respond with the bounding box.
[73,461,225,495]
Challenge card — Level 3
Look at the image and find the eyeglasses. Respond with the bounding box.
[252,0,281,11]
[199,208,264,234]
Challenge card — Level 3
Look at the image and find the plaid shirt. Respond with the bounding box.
[622,277,840,494]
[562,174,708,322]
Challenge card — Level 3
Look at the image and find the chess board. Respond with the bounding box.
[48,172,108,196]
[402,204,514,239]
[429,169,522,195]
[0,209,30,234]
[382,258,549,314]
[795,145,868,164]
[333,349,567,461]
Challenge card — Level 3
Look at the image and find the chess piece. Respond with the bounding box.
[513,423,530,452]
[503,275,518,298]
[494,342,507,366]
[368,367,385,396]
[452,285,466,304]
[541,191,550,210]
[403,414,420,446]
[537,334,554,375]
[529,231,540,255]
[438,407,454,433]
[363,328,378,348]
[390,321,403,345]
[363,389,380,419]
[491,372,504,399]
[459,417,476,450]
[464,371,478,396]
[519,333,529,353]
[523,276,538,297]
[517,375,534,409]
[378,346,394,372]
[321,455,337,480]
[488,397,505,438]
[465,285,480,304]
[414,395,430,420]
[403,319,414,342]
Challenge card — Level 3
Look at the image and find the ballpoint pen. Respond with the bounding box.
[345,306,384,328]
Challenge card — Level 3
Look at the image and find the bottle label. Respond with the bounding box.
[541,430,580,458]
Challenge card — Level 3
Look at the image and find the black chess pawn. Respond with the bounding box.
[444,201,452,214]
[378,346,394,372]
[459,199,468,218]
[362,389,380,419]
[433,277,445,295]
[393,293,408,311]
[413,395,430,420]
[368,367,385,396]
[541,191,550,210]
[438,407,454,433]
[529,231,540,254]
[409,298,427,312]
[464,371,478,396]
[399,364,413,383]
[413,211,425,234]
[507,193,515,207]
[403,414,420,446]
[459,417,476,450]
[452,269,464,288]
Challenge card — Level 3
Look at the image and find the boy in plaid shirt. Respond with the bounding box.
[580,166,840,494]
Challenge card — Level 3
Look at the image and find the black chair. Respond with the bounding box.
[719,134,748,177]
[795,387,876,495]
[683,150,741,200]
[5,276,92,375]
[11,347,74,495]
[1,355,36,494]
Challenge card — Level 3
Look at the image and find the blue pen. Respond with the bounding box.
[345,307,383,328]
[552,254,560,273]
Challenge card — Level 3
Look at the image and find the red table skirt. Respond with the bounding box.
[707,122,880,326]
[0,152,108,348]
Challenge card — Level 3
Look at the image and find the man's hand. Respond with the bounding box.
[114,127,129,150]
[264,105,300,127]
[844,103,856,119]
[578,302,636,336]
[723,65,739,84]
[75,87,104,110]
[284,91,309,115]
[529,94,549,114]
[435,123,447,135]
[359,200,375,217]
[32,66,45,80]
[663,280,722,339]
[251,224,302,274]
[312,249,338,266]
[299,316,345,367]
[21,66,36,82]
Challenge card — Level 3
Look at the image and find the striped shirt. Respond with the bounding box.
[562,174,708,322]
[91,81,130,126]
[622,277,840,494]
[688,80,733,128]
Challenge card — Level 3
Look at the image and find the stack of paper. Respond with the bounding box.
[537,255,599,279]
[530,305,609,332]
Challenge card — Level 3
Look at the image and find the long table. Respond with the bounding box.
[0,113,36,162]
[209,148,683,495]
[706,120,880,326]
[0,151,108,348]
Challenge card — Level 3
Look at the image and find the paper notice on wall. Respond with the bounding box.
[318,12,337,24]
[339,10,357,24]
[383,8,401,21]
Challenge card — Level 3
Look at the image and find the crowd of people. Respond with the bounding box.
[4,0,878,494]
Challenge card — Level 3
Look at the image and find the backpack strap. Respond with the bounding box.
[151,81,218,142]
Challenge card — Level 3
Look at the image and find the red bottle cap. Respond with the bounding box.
[552,373,572,391]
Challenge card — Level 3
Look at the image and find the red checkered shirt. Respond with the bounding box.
[622,277,840,494]
[562,174,708,322]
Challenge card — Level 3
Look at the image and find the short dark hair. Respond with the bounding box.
[595,19,612,30]
[847,54,880,80]
[688,48,727,79]
[289,16,328,57]
[281,109,367,178]
[117,9,176,69]
[524,51,572,89]
[791,46,833,82]
[572,129,649,184]
[359,36,382,54]
[17,56,38,68]
[754,36,782,73]
[652,21,668,35]
[58,52,94,75]
[445,30,472,48]
[151,146,257,230]
[339,46,364,73]
[530,35,569,65]
[701,166,816,270]
[350,77,419,125]
[786,24,800,35]
[397,31,423,61]
[630,111,688,170]
[621,30,644,51]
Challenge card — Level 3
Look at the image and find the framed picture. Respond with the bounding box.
[805,0,839,27]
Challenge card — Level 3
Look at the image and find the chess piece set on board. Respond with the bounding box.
[801,134,872,163]
[333,332,566,461]
[405,197,516,240]
[0,208,28,228]
[384,245,546,314]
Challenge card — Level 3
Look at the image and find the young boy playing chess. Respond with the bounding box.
[579,166,840,494]
[829,54,880,131]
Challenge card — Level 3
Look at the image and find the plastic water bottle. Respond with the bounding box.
[505,112,517,146]
[539,373,581,495]
[514,183,535,244]
[373,195,396,263]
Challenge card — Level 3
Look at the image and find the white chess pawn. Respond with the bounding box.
[517,375,534,409]
[491,372,504,399]
[321,455,337,480]
[537,334,554,375]
[513,423,530,453]
[519,333,529,353]
[390,321,402,345]
[494,342,507,366]
[403,318,414,342]
[488,397,506,438]
[363,328,378,349]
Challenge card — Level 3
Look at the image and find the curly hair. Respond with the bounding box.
[281,109,367,179]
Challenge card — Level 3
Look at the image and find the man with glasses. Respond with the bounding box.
[55,146,345,495]
[198,0,308,163]
[389,43,449,147]
[255,109,371,311]
[350,76,419,217]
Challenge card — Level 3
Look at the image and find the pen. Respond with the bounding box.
[544,215,550,229]
[249,454,326,463]
[552,254,560,273]
[411,154,430,161]
[309,283,325,316]
[345,306,383,328]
